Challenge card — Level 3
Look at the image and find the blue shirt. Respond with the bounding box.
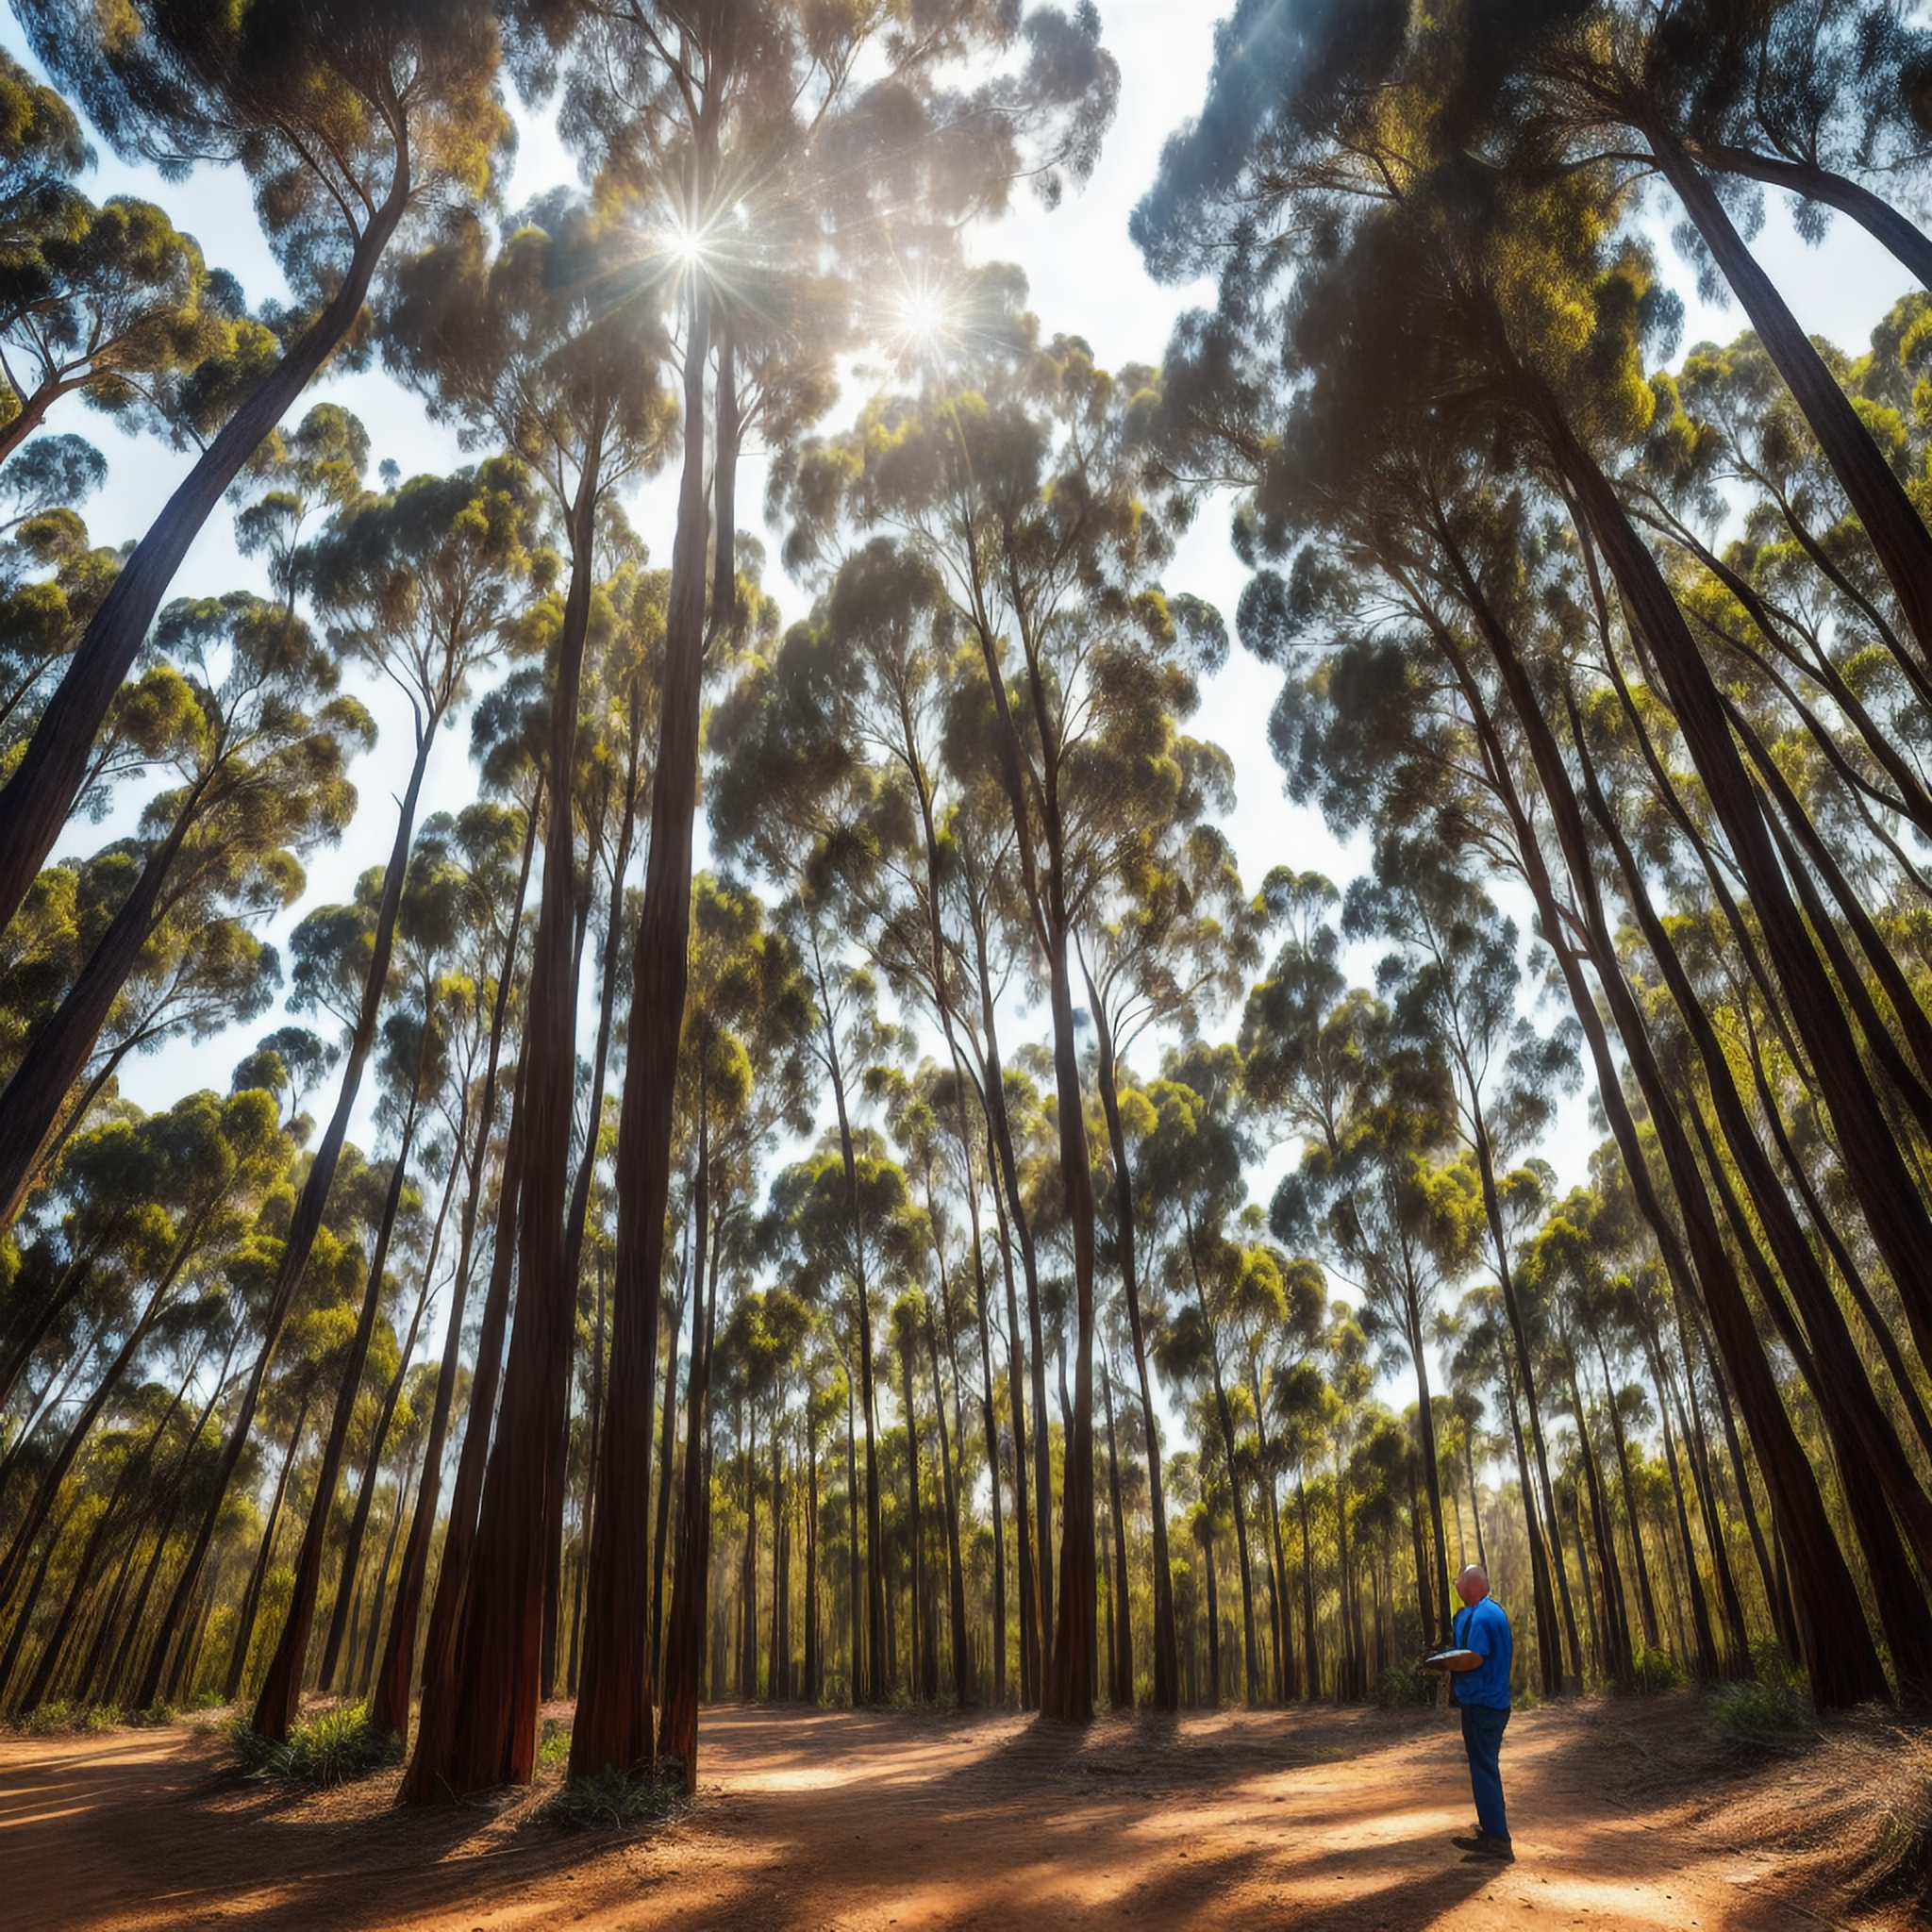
[1451,1595,1513,1708]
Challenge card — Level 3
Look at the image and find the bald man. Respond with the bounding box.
[1424,1563,1514,1862]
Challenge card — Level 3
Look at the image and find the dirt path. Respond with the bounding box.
[0,1698,1874,1930]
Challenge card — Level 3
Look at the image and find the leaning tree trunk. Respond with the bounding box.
[1648,121,1932,669]
[1433,554,1890,1707]
[0,800,196,1233]
[135,700,442,1712]
[1693,136,1932,299]
[254,1055,426,1742]
[0,163,412,936]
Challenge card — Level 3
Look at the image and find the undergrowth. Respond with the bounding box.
[223,1703,402,1787]
[7,1701,134,1735]
[1710,1645,1810,1737]
[1630,1646,1684,1692]
[542,1758,687,1830]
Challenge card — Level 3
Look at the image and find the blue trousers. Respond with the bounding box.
[1459,1704,1510,1840]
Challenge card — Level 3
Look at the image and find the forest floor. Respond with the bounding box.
[4,1690,1927,1931]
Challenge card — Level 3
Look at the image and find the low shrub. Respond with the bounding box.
[223,1703,403,1787]
[1710,1650,1808,1738]
[7,1702,125,1736]
[538,1720,572,1767]
[1630,1647,1684,1692]
[542,1759,687,1830]
[1372,1664,1428,1708]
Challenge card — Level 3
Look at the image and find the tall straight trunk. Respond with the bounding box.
[844,1374,860,1699]
[356,1430,419,1698]
[1246,1357,1294,1702]
[1662,1323,1752,1670]
[138,702,442,1712]
[1400,1283,1452,1643]
[1429,538,1890,1707]
[898,1339,924,1702]
[1187,1223,1259,1706]
[397,1057,528,1796]
[1569,1486,1605,1679]
[926,1311,973,1707]
[651,1253,688,1691]
[1037,908,1095,1724]
[420,424,606,1794]
[818,1000,888,1707]
[574,284,724,1776]
[1595,1347,1660,1650]
[1087,990,1180,1710]
[1463,1100,1568,1692]
[740,1408,759,1698]
[1643,1327,1722,1680]
[768,1413,788,1701]
[661,1155,722,1790]
[803,1416,820,1702]
[1647,122,1932,667]
[0,165,412,937]
[1496,1352,1552,1684]
[255,1057,427,1742]
[1200,1522,1221,1706]
[965,1196,1007,1705]
[1100,1357,1133,1709]
[972,957,1054,1667]
[321,1258,438,1695]
[1295,1479,1317,1701]
[224,1390,313,1704]
[371,802,535,1740]
[985,1112,1040,1707]
[568,1252,608,1698]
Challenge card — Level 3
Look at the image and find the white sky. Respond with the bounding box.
[2,0,1918,1248]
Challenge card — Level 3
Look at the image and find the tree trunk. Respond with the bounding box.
[1431,537,1890,1707]
[370,803,535,1741]
[420,423,606,1792]
[396,1055,528,1793]
[254,1058,426,1742]
[0,166,413,936]
[573,288,724,1776]
[0,801,195,1232]
[136,701,442,1711]
[1088,991,1180,1710]
[1100,1357,1134,1709]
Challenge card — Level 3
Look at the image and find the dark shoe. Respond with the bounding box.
[1450,1832,1494,1851]
[1460,1837,1514,1863]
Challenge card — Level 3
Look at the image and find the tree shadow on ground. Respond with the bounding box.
[4,1697,1846,1932]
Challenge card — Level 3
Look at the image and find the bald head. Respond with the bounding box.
[1456,1564,1490,1607]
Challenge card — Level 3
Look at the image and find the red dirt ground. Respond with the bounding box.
[2,1694,1921,1930]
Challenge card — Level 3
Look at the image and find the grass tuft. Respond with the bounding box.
[222,1703,402,1788]
[1711,1647,1809,1738]
[6,1701,128,1735]
[541,1758,687,1830]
